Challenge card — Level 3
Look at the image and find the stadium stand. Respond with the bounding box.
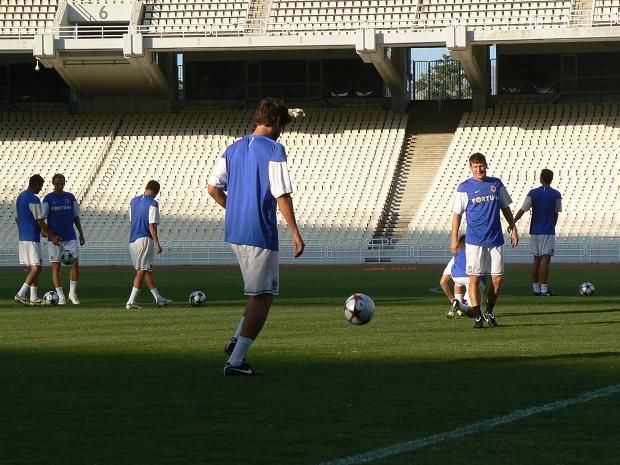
[0,0,58,32]
[408,103,620,241]
[0,111,120,242]
[141,0,251,33]
[76,107,406,244]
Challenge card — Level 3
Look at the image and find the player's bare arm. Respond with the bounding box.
[74,217,86,246]
[149,223,162,254]
[37,218,61,245]
[208,184,227,209]
[450,213,462,255]
[276,193,305,258]
[501,207,519,247]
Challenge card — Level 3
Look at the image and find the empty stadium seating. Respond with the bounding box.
[592,0,620,25]
[0,0,58,34]
[408,103,620,240]
[77,107,406,244]
[0,111,121,243]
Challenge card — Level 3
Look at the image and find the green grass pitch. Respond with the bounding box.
[0,264,619,465]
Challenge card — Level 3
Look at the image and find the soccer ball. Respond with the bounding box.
[188,290,206,307]
[43,290,59,306]
[579,282,595,296]
[344,293,375,325]
[60,250,77,265]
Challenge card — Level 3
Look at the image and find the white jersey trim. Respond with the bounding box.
[207,157,228,190]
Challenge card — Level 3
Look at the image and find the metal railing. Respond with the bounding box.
[0,238,617,266]
[2,11,618,40]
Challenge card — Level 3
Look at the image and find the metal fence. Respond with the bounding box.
[1,238,618,266]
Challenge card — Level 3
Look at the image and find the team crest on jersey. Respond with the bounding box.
[490,185,496,193]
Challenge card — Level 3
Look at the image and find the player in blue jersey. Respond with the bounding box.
[511,169,562,296]
[42,174,86,305]
[125,180,172,310]
[440,235,486,318]
[451,153,519,328]
[208,97,305,376]
[14,174,61,306]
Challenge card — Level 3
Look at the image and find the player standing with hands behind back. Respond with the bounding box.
[451,153,518,328]
[208,97,305,376]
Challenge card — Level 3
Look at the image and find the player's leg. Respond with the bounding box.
[225,245,277,375]
[440,274,459,318]
[126,238,147,309]
[143,271,172,306]
[16,242,36,305]
[48,242,66,303]
[530,235,542,295]
[483,246,504,327]
[67,240,80,304]
[464,244,485,328]
[538,235,555,296]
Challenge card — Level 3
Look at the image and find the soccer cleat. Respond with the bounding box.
[539,290,553,297]
[58,297,67,305]
[126,303,142,310]
[14,294,30,306]
[156,296,173,307]
[473,316,486,329]
[446,299,459,319]
[224,337,238,355]
[29,298,43,306]
[223,361,264,377]
[483,312,498,327]
[68,294,80,305]
[533,291,541,296]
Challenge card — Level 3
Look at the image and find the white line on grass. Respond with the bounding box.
[317,383,620,465]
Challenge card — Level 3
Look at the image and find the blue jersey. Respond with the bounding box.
[42,191,78,241]
[16,190,43,242]
[129,194,160,243]
[522,186,562,235]
[453,176,512,247]
[451,247,468,278]
[209,135,292,251]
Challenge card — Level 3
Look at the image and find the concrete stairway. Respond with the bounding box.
[374,101,469,239]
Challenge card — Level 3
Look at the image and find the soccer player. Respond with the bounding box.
[440,234,486,318]
[511,169,562,296]
[42,174,86,304]
[125,180,172,310]
[14,174,61,306]
[208,97,305,376]
[451,153,519,328]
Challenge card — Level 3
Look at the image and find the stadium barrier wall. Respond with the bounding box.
[0,239,618,266]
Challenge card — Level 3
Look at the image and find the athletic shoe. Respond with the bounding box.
[539,290,553,297]
[29,298,43,306]
[473,316,486,329]
[14,294,29,306]
[483,312,498,327]
[446,299,459,319]
[126,303,142,310]
[156,296,173,307]
[68,294,80,305]
[224,337,238,355]
[533,291,541,296]
[223,361,264,377]
[58,297,67,305]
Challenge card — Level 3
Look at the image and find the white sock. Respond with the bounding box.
[533,283,541,293]
[55,287,66,299]
[128,287,140,304]
[541,284,548,293]
[69,280,77,296]
[454,293,463,302]
[233,317,245,340]
[150,288,162,301]
[227,336,253,366]
[30,286,38,300]
[18,283,30,298]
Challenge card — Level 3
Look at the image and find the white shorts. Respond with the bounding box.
[19,241,42,266]
[48,239,79,263]
[530,234,555,257]
[232,244,279,296]
[465,244,504,276]
[130,237,154,271]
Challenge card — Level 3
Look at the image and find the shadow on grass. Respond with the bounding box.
[0,349,618,465]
